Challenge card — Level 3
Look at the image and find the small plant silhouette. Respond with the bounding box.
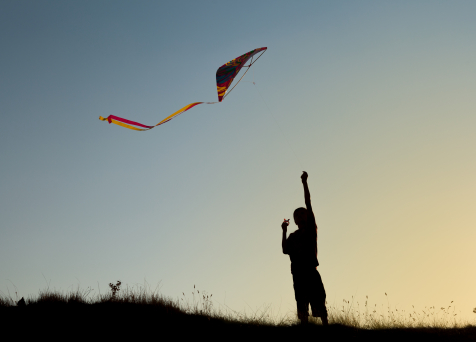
[108,281,121,298]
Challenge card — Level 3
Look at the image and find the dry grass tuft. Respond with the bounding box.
[324,294,472,329]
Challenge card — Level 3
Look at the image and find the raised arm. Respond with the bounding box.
[302,172,317,232]
[301,171,311,210]
[281,219,289,254]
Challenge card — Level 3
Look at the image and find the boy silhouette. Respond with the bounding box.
[282,171,328,325]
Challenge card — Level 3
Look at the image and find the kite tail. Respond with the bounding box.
[99,101,216,131]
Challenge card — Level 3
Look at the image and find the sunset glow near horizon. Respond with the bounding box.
[1,1,475,322]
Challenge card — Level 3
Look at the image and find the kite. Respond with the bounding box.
[99,47,267,131]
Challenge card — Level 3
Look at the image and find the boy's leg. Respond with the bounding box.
[310,300,328,325]
[293,273,310,325]
[321,311,328,326]
[310,269,328,325]
[297,304,309,325]
[312,300,328,325]
[296,298,311,325]
[296,301,309,325]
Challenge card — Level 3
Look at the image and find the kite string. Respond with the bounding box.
[222,67,251,100]
[252,83,304,170]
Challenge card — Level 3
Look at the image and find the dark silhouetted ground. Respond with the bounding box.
[2,299,475,341]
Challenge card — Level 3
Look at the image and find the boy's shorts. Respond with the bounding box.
[292,268,327,319]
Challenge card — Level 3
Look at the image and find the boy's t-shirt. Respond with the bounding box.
[285,206,319,273]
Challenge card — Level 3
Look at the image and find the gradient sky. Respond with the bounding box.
[1,1,475,322]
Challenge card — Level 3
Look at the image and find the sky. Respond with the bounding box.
[1,0,475,322]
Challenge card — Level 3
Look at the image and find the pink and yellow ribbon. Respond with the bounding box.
[99,102,215,131]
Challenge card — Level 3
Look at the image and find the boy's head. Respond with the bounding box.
[293,207,308,227]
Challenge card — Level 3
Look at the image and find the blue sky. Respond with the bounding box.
[1,1,475,321]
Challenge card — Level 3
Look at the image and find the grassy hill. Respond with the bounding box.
[1,283,474,341]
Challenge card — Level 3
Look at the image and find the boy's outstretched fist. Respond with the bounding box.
[301,171,308,182]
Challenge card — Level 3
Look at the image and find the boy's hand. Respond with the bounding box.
[282,219,289,231]
[301,171,308,182]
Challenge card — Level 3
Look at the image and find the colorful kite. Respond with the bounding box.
[99,47,267,131]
